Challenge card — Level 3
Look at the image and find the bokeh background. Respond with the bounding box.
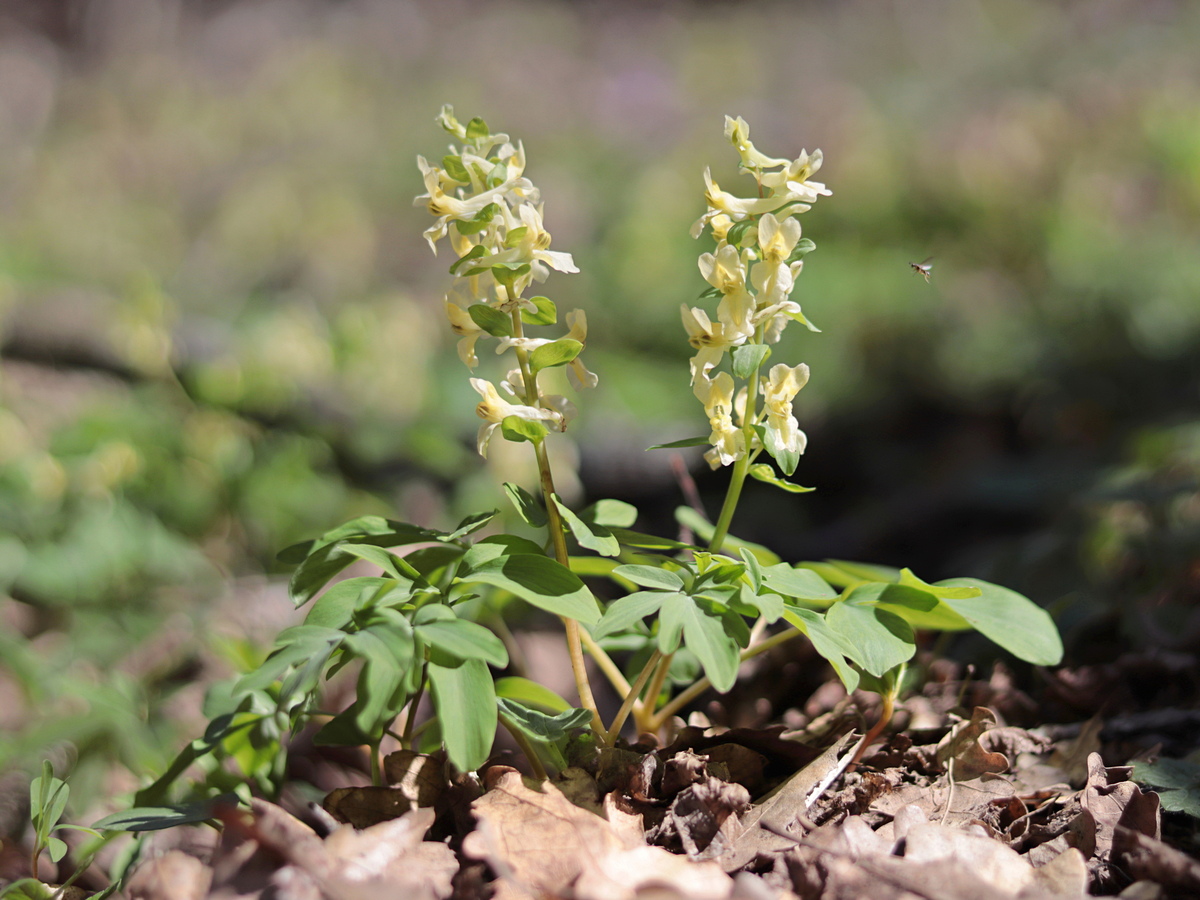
[2,0,1199,807]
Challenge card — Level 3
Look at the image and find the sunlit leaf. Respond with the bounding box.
[428,659,496,771]
[936,578,1063,665]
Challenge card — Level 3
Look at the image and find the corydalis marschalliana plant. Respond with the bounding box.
[114,111,1061,812]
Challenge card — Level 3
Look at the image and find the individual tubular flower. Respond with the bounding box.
[445,297,485,368]
[693,370,745,468]
[470,378,562,458]
[760,363,810,456]
[682,305,747,383]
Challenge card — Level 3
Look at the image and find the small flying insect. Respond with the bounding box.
[910,257,934,283]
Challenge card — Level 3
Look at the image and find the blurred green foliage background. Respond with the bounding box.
[2,0,1199,806]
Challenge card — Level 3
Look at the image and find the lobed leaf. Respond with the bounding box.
[458,552,603,624]
[552,495,620,557]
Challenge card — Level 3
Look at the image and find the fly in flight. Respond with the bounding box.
[910,257,933,283]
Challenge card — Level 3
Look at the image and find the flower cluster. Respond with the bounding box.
[685,116,830,475]
[416,106,595,457]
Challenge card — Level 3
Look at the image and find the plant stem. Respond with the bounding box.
[500,715,549,781]
[707,451,751,555]
[633,651,676,733]
[647,627,802,732]
[507,306,604,742]
[578,628,633,698]
[604,650,660,745]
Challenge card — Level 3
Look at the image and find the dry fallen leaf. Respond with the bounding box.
[464,769,741,900]
[125,850,212,900]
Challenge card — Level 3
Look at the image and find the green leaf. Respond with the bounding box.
[303,577,391,629]
[497,699,592,743]
[782,606,861,692]
[612,564,685,591]
[675,506,780,564]
[609,529,696,552]
[898,568,981,599]
[1132,759,1200,818]
[467,303,513,337]
[731,344,771,379]
[529,338,583,373]
[664,598,741,692]
[798,559,902,588]
[462,535,547,565]
[825,586,917,677]
[552,495,620,557]
[870,582,972,631]
[45,836,68,863]
[580,498,638,528]
[458,554,603,624]
[495,676,574,714]
[313,706,375,747]
[414,607,508,667]
[448,510,498,540]
[726,219,755,246]
[760,564,839,606]
[735,582,784,623]
[647,436,710,450]
[30,762,68,836]
[346,620,413,734]
[465,116,490,140]
[504,482,547,528]
[590,591,672,641]
[340,544,420,581]
[0,879,56,899]
[91,796,236,832]
[747,464,815,493]
[500,416,549,445]
[521,296,557,325]
[936,578,1063,665]
[504,225,529,247]
[428,659,497,771]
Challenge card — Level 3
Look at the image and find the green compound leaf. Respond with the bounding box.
[233,626,346,699]
[467,302,513,337]
[428,658,496,772]
[500,416,549,445]
[345,615,416,733]
[504,482,547,528]
[748,463,814,492]
[647,435,710,450]
[529,338,583,374]
[495,676,573,714]
[936,578,1064,665]
[413,605,509,667]
[441,154,469,183]
[612,564,685,591]
[458,553,603,624]
[580,498,638,528]
[826,585,917,678]
[521,296,557,325]
[731,344,771,379]
[590,591,672,641]
[551,495,619,557]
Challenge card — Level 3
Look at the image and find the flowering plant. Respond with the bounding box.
[113,108,1062,813]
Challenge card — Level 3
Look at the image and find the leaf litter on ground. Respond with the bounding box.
[109,689,1200,900]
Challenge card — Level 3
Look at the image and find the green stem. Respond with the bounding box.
[500,715,549,781]
[508,306,605,743]
[603,650,661,745]
[633,651,676,733]
[707,451,752,554]
[647,627,802,732]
